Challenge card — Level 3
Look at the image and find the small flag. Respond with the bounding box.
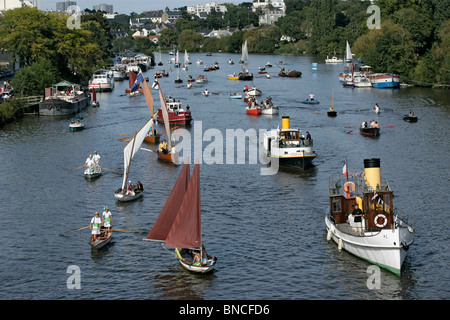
[342,162,348,179]
[131,72,144,92]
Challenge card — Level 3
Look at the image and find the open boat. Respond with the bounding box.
[84,166,102,179]
[245,106,262,116]
[403,114,418,122]
[360,126,380,137]
[245,87,262,96]
[91,227,113,249]
[146,160,217,273]
[301,99,319,104]
[278,68,302,77]
[229,93,242,99]
[262,116,316,169]
[69,116,84,132]
[325,158,414,275]
[261,105,279,115]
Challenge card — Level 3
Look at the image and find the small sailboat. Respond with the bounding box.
[91,88,99,107]
[146,159,217,273]
[239,40,249,64]
[327,88,337,117]
[157,49,163,66]
[175,51,183,83]
[114,115,152,201]
[154,79,179,164]
[141,73,161,145]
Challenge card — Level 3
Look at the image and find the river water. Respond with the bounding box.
[0,53,449,301]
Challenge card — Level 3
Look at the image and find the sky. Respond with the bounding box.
[42,0,245,14]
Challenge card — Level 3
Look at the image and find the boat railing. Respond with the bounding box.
[329,176,391,196]
[279,139,313,148]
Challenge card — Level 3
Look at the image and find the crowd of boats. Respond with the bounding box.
[51,44,417,276]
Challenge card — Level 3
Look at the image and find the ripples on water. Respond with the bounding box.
[0,53,449,300]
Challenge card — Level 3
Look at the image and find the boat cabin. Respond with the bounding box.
[328,160,395,233]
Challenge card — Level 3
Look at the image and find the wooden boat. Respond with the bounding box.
[144,133,161,144]
[327,110,337,117]
[325,158,414,275]
[90,227,113,249]
[146,160,217,273]
[261,105,279,115]
[261,116,316,169]
[196,75,208,84]
[84,166,102,179]
[245,106,261,116]
[245,87,262,96]
[69,117,84,132]
[227,74,239,80]
[360,126,380,137]
[278,69,302,77]
[403,114,418,122]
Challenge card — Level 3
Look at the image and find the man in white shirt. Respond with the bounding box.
[90,212,102,242]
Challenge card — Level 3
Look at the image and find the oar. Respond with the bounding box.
[67,165,85,173]
[60,225,90,236]
[346,128,358,134]
[141,147,157,154]
[114,229,147,233]
[102,168,123,174]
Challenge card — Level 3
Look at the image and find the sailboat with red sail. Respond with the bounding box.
[125,71,143,96]
[146,159,217,273]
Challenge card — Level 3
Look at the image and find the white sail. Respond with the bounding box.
[184,50,189,65]
[241,40,249,62]
[345,41,352,63]
[157,81,172,152]
[121,118,153,189]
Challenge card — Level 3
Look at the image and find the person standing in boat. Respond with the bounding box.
[93,151,101,164]
[351,204,364,236]
[85,154,95,172]
[309,92,315,101]
[90,212,102,242]
[305,131,312,145]
[102,207,112,233]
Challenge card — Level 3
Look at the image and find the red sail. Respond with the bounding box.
[146,162,190,241]
[129,71,137,90]
[142,76,154,115]
[164,163,201,249]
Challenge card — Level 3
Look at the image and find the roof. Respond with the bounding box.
[54,80,76,87]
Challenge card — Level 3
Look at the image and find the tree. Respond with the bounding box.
[11,60,60,97]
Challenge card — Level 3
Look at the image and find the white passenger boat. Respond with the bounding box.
[88,69,115,92]
[261,116,316,169]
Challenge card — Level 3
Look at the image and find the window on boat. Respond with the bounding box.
[332,199,341,213]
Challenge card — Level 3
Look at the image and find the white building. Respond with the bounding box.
[93,3,113,14]
[187,2,227,19]
[252,0,286,12]
[0,0,39,10]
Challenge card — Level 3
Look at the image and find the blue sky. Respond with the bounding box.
[43,1,245,14]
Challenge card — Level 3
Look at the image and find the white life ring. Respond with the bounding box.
[374,214,388,228]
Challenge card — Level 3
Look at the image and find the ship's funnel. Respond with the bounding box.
[364,158,381,190]
[282,116,290,130]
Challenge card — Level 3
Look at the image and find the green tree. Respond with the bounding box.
[11,60,60,97]
[178,30,204,52]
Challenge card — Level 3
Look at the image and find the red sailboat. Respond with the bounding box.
[146,160,217,273]
[125,71,143,95]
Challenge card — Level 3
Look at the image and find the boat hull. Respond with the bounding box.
[144,134,161,145]
[301,100,319,104]
[327,111,337,117]
[360,127,380,137]
[39,96,90,116]
[325,215,413,275]
[261,106,278,115]
[114,189,143,202]
[245,107,261,115]
[157,109,192,125]
[90,230,113,249]
[178,258,216,273]
[279,70,302,77]
[403,115,418,122]
[84,168,102,179]
[69,123,84,131]
[88,82,114,92]
[369,74,400,88]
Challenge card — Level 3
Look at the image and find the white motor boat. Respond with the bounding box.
[88,69,115,92]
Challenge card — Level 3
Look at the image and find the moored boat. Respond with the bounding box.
[146,160,217,273]
[262,116,316,169]
[368,73,400,88]
[39,81,90,116]
[325,158,414,275]
[325,55,343,64]
[88,69,115,92]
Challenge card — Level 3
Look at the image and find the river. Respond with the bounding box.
[0,53,449,301]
